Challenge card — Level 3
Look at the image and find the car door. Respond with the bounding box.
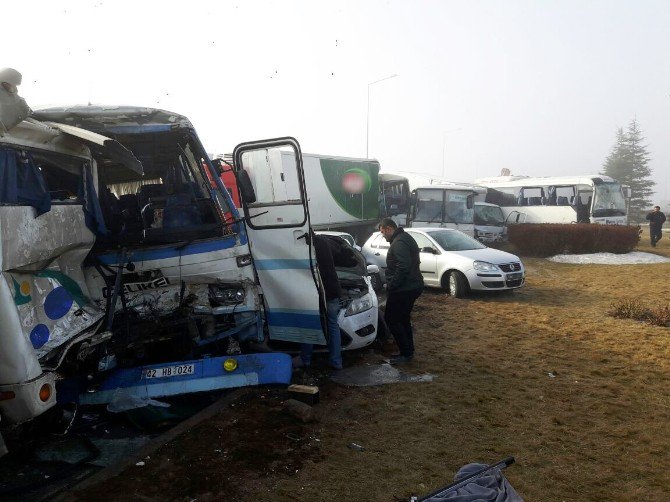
[366,233,390,268]
[406,231,439,286]
[232,138,326,345]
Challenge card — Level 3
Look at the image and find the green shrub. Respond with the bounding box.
[507,224,641,257]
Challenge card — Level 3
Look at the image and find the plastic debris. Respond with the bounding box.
[107,391,171,413]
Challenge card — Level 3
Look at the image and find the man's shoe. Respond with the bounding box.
[389,355,413,364]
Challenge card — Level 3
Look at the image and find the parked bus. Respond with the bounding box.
[379,172,505,242]
[475,174,630,225]
[406,183,486,237]
[217,152,381,244]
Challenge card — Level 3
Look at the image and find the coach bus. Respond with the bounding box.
[475,174,630,225]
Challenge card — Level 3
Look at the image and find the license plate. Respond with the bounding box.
[144,364,195,379]
[507,272,522,280]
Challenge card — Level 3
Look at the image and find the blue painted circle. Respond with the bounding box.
[30,324,50,349]
[44,287,73,320]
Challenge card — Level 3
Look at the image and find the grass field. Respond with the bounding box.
[77,228,670,501]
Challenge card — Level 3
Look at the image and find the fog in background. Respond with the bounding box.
[6,0,670,203]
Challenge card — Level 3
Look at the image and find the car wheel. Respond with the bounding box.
[443,271,469,298]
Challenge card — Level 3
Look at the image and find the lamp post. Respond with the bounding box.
[366,73,398,158]
[441,127,463,178]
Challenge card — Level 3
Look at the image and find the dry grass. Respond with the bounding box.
[76,228,670,502]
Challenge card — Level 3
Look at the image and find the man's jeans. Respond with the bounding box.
[300,298,342,369]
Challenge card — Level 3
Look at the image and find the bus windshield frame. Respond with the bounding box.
[592,182,626,218]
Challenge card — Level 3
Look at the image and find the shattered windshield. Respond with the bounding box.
[592,182,626,217]
[444,190,474,224]
[474,205,505,226]
[428,230,486,251]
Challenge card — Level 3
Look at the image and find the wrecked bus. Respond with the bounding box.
[0,72,374,452]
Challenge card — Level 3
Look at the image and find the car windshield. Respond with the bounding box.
[474,205,505,226]
[427,230,487,251]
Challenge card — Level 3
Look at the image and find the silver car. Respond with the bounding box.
[361,228,525,297]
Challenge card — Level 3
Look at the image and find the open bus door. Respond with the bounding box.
[232,138,327,345]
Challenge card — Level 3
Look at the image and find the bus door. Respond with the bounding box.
[232,138,326,345]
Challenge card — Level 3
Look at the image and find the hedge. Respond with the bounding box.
[506,224,641,257]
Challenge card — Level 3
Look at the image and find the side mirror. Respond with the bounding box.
[236,168,257,204]
[421,246,436,254]
[466,193,475,209]
[367,264,380,274]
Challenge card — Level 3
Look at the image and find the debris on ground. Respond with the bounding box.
[283,399,317,423]
[330,361,435,387]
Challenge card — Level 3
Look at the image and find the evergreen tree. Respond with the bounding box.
[602,119,654,222]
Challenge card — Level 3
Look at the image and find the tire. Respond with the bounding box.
[443,271,469,298]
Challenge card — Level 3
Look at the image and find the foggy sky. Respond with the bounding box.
[6,0,670,202]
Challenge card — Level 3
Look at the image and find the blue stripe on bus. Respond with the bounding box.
[266,309,322,329]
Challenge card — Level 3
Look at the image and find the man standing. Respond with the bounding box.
[379,218,424,364]
[296,233,344,370]
[646,206,666,247]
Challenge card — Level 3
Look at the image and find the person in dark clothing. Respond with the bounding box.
[379,218,424,364]
[297,234,344,370]
[646,206,666,247]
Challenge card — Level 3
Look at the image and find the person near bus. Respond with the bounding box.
[646,205,666,247]
[295,233,344,370]
[378,218,424,364]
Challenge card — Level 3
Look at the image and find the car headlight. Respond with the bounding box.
[209,285,246,305]
[345,293,373,317]
[473,261,500,272]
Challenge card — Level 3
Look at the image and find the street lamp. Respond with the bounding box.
[441,127,463,178]
[366,73,398,158]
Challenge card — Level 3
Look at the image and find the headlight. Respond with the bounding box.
[209,285,246,305]
[473,261,500,272]
[345,293,373,317]
[236,255,252,267]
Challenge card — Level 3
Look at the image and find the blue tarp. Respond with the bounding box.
[0,148,51,215]
[78,163,108,236]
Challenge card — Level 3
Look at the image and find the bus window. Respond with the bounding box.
[415,189,443,222]
[444,190,474,224]
[521,187,544,206]
[554,186,575,206]
[485,188,518,206]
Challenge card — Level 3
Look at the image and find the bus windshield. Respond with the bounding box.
[474,204,505,226]
[414,188,474,224]
[592,182,626,217]
[444,189,474,224]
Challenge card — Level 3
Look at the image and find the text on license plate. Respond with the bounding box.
[144,364,195,379]
[507,272,522,280]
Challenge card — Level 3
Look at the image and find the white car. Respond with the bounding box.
[315,230,361,250]
[361,228,525,297]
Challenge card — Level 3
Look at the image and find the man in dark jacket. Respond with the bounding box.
[379,218,424,364]
[297,234,345,370]
[646,206,666,247]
